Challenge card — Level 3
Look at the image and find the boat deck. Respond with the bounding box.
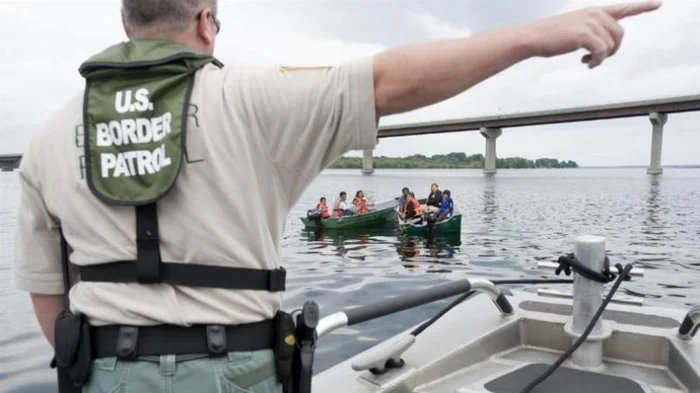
[314,290,699,393]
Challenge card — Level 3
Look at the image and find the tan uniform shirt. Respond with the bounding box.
[13,57,378,326]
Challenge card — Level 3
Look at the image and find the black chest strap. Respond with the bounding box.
[78,202,286,292]
[136,203,161,283]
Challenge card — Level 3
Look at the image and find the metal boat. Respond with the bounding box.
[309,235,699,393]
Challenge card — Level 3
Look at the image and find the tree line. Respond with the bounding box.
[329,153,578,169]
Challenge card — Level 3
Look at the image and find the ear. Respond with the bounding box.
[196,8,215,48]
[121,9,132,38]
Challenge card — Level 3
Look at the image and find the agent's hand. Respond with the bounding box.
[528,1,662,68]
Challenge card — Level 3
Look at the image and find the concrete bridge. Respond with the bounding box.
[0,154,22,172]
[2,95,699,175]
[361,94,700,175]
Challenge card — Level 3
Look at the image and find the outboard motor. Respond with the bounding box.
[425,211,438,240]
[306,209,323,227]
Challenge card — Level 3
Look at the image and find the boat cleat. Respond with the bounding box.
[351,334,415,374]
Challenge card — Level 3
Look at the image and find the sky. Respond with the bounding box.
[0,0,698,166]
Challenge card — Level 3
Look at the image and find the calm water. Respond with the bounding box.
[1,168,699,393]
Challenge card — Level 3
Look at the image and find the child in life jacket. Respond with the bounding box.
[317,197,331,219]
[438,190,454,221]
[402,192,423,220]
[353,190,370,214]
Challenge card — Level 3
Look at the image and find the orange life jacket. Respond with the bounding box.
[402,198,422,218]
[353,197,369,214]
[317,203,330,219]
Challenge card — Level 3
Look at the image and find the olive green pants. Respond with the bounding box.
[81,349,282,393]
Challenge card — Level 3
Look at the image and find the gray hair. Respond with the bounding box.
[122,0,217,34]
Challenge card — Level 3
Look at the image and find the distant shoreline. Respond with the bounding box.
[330,153,578,169]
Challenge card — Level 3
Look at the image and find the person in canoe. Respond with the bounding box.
[333,191,354,216]
[402,192,423,221]
[424,182,443,212]
[317,197,331,219]
[398,187,410,208]
[438,190,454,221]
[353,190,371,214]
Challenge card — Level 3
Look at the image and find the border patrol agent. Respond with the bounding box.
[12,0,661,392]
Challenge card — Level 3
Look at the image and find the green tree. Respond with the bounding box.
[328,152,577,169]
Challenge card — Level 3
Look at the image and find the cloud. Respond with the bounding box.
[0,0,698,165]
[405,12,472,39]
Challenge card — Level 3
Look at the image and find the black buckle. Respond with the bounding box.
[206,325,227,356]
[115,326,139,360]
[269,268,286,292]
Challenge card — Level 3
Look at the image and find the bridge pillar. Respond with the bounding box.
[480,127,502,175]
[362,149,374,174]
[647,112,668,176]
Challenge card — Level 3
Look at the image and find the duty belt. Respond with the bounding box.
[90,320,276,359]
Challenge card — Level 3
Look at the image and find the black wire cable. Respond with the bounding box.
[518,263,633,393]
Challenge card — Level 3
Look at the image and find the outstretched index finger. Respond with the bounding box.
[603,0,662,20]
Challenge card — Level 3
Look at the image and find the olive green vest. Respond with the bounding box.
[79,39,222,205]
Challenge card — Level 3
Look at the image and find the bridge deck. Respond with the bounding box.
[378,94,700,138]
[1,95,699,164]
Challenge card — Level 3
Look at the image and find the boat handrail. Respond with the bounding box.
[313,278,513,375]
[316,278,513,339]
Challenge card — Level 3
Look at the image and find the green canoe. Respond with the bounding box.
[300,198,399,230]
[397,198,463,235]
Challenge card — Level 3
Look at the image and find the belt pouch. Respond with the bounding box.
[54,310,92,388]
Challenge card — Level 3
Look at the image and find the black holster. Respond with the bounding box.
[274,311,296,393]
[52,310,93,392]
[292,302,319,393]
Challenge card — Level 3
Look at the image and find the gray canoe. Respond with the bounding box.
[312,235,700,393]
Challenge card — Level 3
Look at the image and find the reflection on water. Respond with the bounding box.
[2,168,700,392]
[646,176,661,225]
[302,225,462,267]
[642,176,672,244]
[397,234,461,260]
[482,180,498,226]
